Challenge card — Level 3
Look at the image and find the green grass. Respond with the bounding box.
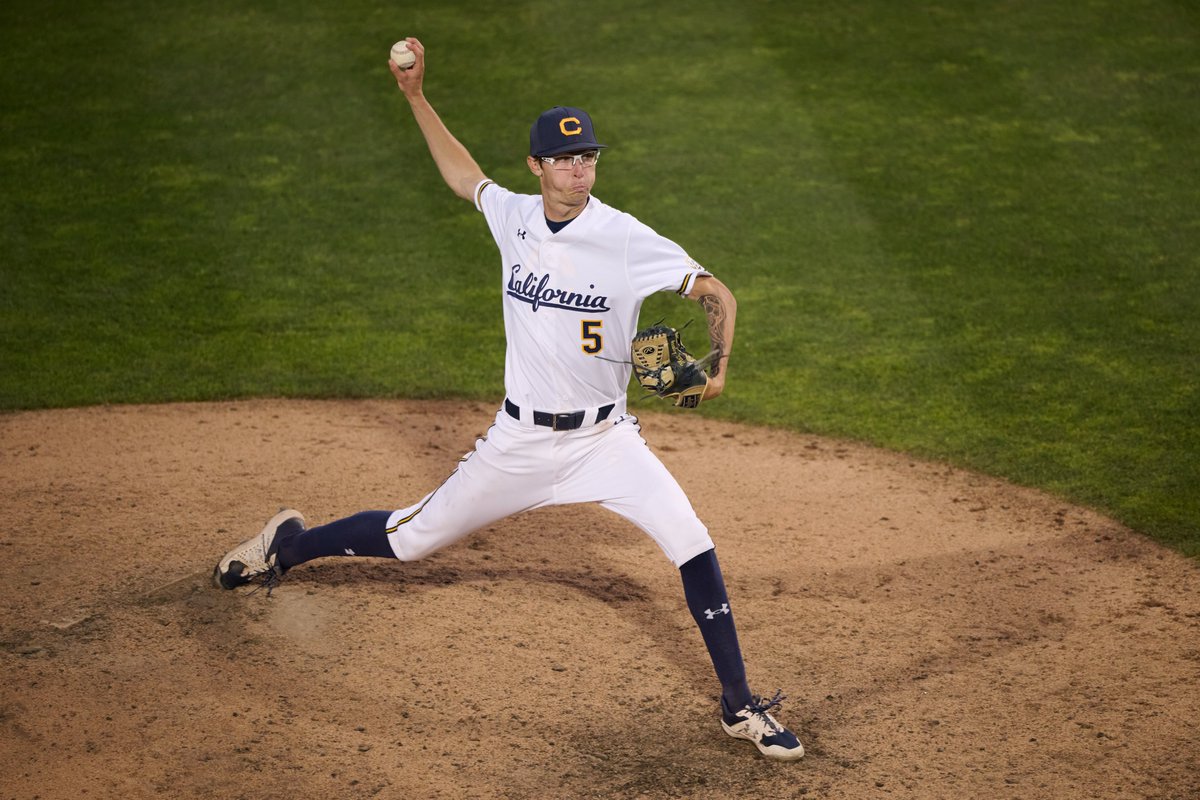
[1,1,1197,556]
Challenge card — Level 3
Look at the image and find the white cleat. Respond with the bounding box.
[213,509,305,590]
[721,691,805,761]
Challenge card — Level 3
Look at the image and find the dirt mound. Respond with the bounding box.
[2,399,1197,799]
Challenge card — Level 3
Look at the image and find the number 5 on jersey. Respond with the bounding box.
[582,320,603,354]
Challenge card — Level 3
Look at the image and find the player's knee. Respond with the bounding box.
[648,517,711,567]
[385,531,438,562]
[671,533,715,567]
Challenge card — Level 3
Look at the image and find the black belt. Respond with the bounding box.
[505,398,615,431]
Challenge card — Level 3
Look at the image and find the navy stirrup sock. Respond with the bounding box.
[277,510,395,571]
[680,548,753,711]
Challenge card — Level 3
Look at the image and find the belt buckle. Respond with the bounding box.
[552,411,579,431]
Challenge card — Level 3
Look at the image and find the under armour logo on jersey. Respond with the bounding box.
[704,604,730,619]
[517,228,526,239]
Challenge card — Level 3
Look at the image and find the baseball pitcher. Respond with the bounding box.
[214,37,803,761]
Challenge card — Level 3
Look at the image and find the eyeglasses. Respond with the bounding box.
[539,150,600,170]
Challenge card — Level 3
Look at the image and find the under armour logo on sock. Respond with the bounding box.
[704,604,730,619]
[344,548,356,556]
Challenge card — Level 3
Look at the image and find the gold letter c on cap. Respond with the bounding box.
[559,117,583,136]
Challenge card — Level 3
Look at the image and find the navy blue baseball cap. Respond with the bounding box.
[529,106,607,157]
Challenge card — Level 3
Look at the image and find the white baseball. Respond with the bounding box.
[390,40,416,70]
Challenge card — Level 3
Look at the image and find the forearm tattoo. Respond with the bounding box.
[698,293,728,377]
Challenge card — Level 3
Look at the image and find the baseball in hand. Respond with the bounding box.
[390,40,416,70]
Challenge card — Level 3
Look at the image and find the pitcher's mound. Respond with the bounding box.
[2,399,1197,799]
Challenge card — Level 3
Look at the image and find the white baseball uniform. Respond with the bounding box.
[385,180,714,566]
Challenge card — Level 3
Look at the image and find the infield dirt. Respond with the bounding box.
[2,399,1198,799]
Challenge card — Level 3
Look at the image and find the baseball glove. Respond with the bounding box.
[630,324,711,408]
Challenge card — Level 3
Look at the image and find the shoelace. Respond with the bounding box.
[246,526,289,596]
[247,565,284,597]
[745,690,787,734]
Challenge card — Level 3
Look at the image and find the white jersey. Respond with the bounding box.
[381,179,718,569]
[474,179,710,412]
